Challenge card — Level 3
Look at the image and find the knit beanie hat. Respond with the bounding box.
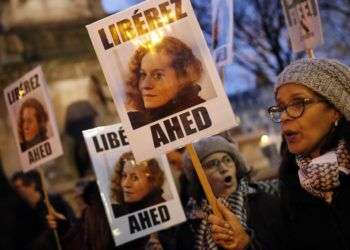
[275,58,350,120]
[182,136,249,182]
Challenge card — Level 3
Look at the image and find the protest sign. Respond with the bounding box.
[3,66,63,171]
[86,0,237,162]
[281,0,323,53]
[212,0,234,67]
[83,123,186,246]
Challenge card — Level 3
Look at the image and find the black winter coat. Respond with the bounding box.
[15,194,75,250]
[281,163,350,250]
[176,192,286,250]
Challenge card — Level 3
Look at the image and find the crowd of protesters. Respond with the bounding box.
[1,58,349,250]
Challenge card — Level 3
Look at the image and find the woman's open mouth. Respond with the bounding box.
[224,176,232,183]
[224,176,233,186]
[283,130,299,143]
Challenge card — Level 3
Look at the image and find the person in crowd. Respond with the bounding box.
[125,36,205,129]
[18,98,49,151]
[179,135,285,250]
[266,58,350,250]
[110,151,166,217]
[12,170,75,250]
[0,160,18,250]
[48,180,115,250]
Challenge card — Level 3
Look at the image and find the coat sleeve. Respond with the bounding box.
[246,193,288,250]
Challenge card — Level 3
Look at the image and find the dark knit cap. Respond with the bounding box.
[182,136,249,182]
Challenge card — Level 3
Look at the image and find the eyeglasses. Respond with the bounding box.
[267,98,325,123]
[202,155,234,169]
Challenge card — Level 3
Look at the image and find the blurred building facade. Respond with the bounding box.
[0,0,118,209]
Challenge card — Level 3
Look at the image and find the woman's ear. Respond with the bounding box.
[332,109,342,125]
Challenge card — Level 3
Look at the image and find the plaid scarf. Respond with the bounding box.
[185,178,255,250]
[296,140,350,202]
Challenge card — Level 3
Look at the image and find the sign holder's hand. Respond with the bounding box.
[46,207,67,230]
[38,168,63,250]
[208,200,250,250]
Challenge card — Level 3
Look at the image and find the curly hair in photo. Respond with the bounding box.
[18,98,48,143]
[110,151,164,203]
[124,36,203,112]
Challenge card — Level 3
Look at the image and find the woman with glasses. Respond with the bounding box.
[178,136,285,250]
[267,58,350,250]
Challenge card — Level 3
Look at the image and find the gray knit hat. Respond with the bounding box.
[182,136,249,182]
[275,58,350,120]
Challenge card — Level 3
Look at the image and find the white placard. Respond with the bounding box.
[86,0,237,162]
[3,66,63,171]
[83,123,186,246]
[281,0,323,53]
[212,0,234,67]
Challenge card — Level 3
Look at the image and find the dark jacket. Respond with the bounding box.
[0,165,18,250]
[128,84,205,129]
[15,194,75,250]
[281,162,350,250]
[176,192,286,250]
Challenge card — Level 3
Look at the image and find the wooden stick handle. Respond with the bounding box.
[38,169,62,250]
[306,48,315,59]
[186,144,223,218]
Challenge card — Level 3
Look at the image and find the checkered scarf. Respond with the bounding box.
[296,140,350,202]
[185,178,255,250]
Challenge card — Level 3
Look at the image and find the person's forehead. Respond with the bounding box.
[14,178,24,185]
[203,152,231,162]
[123,163,148,174]
[22,106,37,115]
[141,51,173,70]
[276,83,315,103]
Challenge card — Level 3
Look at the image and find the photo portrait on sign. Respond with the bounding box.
[83,124,185,246]
[17,97,52,152]
[111,151,169,218]
[3,66,63,171]
[124,36,209,129]
[87,0,237,162]
[281,0,323,52]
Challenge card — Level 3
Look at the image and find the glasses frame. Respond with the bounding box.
[202,154,234,170]
[267,97,326,123]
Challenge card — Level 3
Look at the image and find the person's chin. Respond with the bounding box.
[287,143,304,155]
[144,102,163,109]
[24,136,34,141]
[124,197,134,203]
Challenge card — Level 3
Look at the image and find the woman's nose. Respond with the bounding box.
[122,178,131,188]
[140,76,154,90]
[219,162,229,173]
[23,122,29,129]
[280,109,292,123]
